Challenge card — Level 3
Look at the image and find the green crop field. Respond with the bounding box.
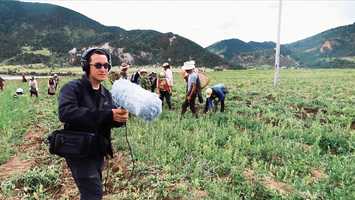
[0,69,354,199]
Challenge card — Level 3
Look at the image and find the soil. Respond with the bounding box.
[310,168,327,183]
[263,177,294,195]
[0,125,45,180]
[243,168,294,196]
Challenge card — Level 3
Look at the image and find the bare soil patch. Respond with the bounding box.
[0,125,46,180]
[262,177,294,195]
[243,168,294,196]
[310,168,327,183]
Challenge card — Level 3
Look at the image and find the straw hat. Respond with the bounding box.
[158,72,165,78]
[120,63,130,70]
[139,68,147,73]
[181,60,195,70]
[206,88,213,98]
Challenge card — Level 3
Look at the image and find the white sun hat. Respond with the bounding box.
[139,68,147,73]
[206,88,213,98]
[181,60,195,70]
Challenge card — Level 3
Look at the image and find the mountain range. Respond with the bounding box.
[207,23,355,68]
[0,0,355,68]
[0,0,228,68]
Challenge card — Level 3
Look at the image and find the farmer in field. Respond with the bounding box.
[0,76,4,91]
[47,77,56,95]
[109,69,119,84]
[29,76,39,97]
[16,88,24,95]
[148,71,157,92]
[162,62,173,91]
[204,84,228,113]
[109,62,130,84]
[181,63,204,104]
[58,48,129,200]
[13,88,24,97]
[21,73,27,82]
[130,68,140,84]
[119,62,130,80]
[157,71,172,110]
[138,68,151,90]
[181,61,199,118]
[194,68,204,104]
[53,74,59,90]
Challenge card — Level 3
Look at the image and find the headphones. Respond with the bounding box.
[80,48,112,73]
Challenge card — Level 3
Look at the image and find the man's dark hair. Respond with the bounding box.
[81,48,111,75]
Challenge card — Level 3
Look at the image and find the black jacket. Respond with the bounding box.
[58,75,123,158]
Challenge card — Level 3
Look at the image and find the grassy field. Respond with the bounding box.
[0,69,354,199]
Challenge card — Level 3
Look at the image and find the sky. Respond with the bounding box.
[25,0,355,47]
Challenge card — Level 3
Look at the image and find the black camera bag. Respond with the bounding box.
[47,129,96,158]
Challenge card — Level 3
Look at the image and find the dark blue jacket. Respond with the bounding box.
[204,84,227,112]
[211,84,226,101]
[58,75,123,158]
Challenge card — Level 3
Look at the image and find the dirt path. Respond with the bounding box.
[0,157,35,180]
[0,95,134,199]
[0,125,45,180]
[51,162,79,200]
[0,96,68,199]
[51,152,130,200]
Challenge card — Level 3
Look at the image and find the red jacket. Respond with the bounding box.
[157,78,171,92]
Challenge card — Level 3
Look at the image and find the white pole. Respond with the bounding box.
[273,0,282,87]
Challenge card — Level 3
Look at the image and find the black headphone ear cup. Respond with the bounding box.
[82,61,90,72]
[81,48,95,72]
[81,60,87,72]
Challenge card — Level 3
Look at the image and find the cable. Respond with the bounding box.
[125,124,135,179]
[104,124,135,192]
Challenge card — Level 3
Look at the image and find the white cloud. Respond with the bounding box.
[24,0,355,47]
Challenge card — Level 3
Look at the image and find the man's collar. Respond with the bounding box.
[81,75,106,96]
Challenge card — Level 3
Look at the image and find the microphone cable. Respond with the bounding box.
[124,124,136,179]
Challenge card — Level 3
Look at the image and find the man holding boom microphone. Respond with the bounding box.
[58,48,128,199]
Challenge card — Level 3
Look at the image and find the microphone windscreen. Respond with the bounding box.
[111,79,162,121]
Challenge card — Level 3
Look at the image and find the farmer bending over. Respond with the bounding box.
[204,84,228,113]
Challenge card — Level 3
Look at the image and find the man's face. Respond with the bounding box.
[89,53,109,82]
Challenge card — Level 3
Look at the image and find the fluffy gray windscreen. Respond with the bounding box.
[111,79,162,122]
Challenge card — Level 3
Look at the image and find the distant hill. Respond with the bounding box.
[207,23,355,68]
[0,1,228,67]
[207,39,275,60]
[207,39,297,67]
[286,22,355,68]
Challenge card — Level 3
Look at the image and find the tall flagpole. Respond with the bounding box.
[273,0,282,87]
